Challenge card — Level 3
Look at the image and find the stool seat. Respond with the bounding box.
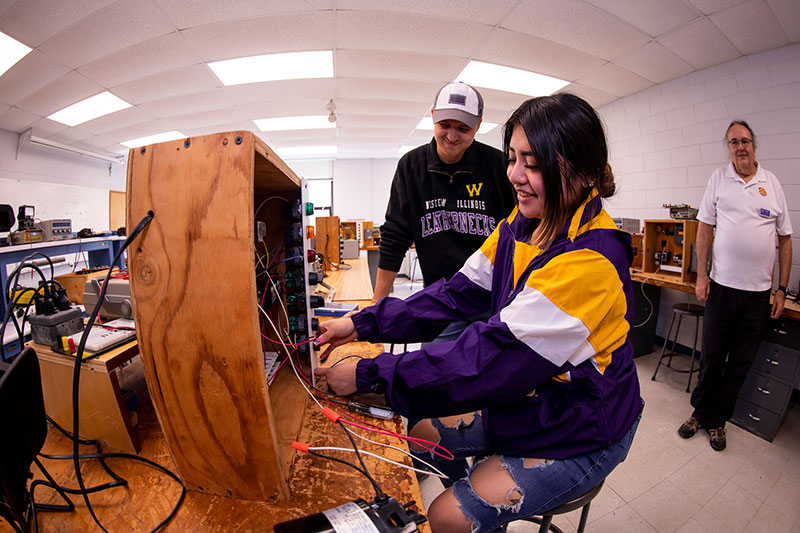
[519,480,604,533]
[672,302,704,316]
[651,302,704,392]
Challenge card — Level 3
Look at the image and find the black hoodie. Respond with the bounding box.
[379,138,516,287]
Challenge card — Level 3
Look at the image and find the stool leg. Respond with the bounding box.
[667,314,684,368]
[652,312,677,381]
[686,316,700,393]
[576,502,593,533]
[538,514,554,533]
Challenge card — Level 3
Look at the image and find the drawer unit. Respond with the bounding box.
[731,338,800,441]
[731,398,784,441]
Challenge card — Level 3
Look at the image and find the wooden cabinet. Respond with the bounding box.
[127,131,315,502]
[643,220,698,284]
[732,318,800,441]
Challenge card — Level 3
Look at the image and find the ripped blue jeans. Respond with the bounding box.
[412,410,641,532]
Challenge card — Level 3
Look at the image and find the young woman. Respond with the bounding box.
[315,93,642,533]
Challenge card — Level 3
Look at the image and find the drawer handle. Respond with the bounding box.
[765,358,780,366]
[757,387,771,395]
[748,413,761,422]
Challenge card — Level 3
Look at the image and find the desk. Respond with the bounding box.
[30,338,142,454]
[28,257,427,531]
[323,256,374,303]
[0,236,126,318]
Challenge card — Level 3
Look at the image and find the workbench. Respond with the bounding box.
[0,236,126,319]
[26,257,427,531]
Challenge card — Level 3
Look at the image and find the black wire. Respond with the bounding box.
[335,419,385,499]
[70,210,184,533]
[307,449,370,478]
[330,354,364,367]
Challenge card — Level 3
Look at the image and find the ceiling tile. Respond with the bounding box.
[767,0,800,41]
[0,50,70,106]
[16,71,105,116]
[112,65,221,105]
[155,0,333,29]
[685,0,750,15]
[335,115,418,129]
[26,117,69,137]
[0,106,40,132]
[474,28,607,82]
[501,0,651,61]
[614,42,695,83]
[168,108,250,130]
[336,98,430,117]
[334,78,440,104]
[336,11,491,56]
[180,12,335,62]
[225,78,337,105]
[711,0,789,55]
[46,125,98,144]
[79,106,156,135]
[79,32,202,88]
[584,0,700,37]
[261,129,339,143]
[336,0,519,25]
[243,99,332,119]
[658,18,741,69]
[38,0,176,69]
[336,49,463,84]
[576,63,653,97]
[100,120,181,144]
[140,89,238,118]
[561,83,618,108]
[0,0,116,47]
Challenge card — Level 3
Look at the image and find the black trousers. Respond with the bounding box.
[690,280,770,428]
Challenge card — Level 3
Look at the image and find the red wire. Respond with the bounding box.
[291,350,455,460]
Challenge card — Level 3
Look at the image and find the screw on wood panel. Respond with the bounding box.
[226,490,233,496]
[184,140,191,148]
[235,136,243,144]
[222,138,228,146]
[140,147,146,154]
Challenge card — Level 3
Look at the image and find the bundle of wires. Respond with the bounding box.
[0,212,186,532]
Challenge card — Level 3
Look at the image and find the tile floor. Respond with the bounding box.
[388,277,800,533]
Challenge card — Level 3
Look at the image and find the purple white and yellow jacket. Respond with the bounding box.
[352,190,641,459]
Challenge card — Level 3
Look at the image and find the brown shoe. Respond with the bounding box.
[678,416,701,438]
[708,427,727,451]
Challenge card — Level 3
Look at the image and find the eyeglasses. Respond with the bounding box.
[728,138,753,148]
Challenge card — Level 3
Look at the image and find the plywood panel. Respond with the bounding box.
[126,131,289,501]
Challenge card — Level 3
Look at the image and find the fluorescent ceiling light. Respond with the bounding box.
[415,117,499,134]
[456,60,569,97]
[0,31,32,77]
[121,131,186,148]
[47,91,132,127]
[278,145,338,158]
[398,146,416,155]
[209,50,333,86]
[255,115,335,132]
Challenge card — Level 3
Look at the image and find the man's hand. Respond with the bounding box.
[771,290,786,319]
[314,362,358,396]
[315,317,358,362]
[695,274,710,302]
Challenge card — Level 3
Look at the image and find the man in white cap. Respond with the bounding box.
[373,82,515,350]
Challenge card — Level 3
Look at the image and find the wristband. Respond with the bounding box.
[776,285,787,295]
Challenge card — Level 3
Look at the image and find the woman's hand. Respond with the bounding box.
[314,362,358,396]
[315,317,358,362]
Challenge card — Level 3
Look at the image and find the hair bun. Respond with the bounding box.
[597,164,616,197]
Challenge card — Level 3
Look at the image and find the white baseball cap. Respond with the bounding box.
[432,82,484,129]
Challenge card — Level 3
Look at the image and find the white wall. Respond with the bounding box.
[598,43,800,346]
[333,158,398,225]
[0,129,127,232]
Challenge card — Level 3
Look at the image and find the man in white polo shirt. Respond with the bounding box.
[679,120,793,451]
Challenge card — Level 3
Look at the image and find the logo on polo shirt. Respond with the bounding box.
[758,187,767,196]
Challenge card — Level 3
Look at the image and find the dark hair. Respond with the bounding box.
[502,93,615,248]
[725,120,756,148]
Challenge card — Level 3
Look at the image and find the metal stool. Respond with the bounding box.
[518,480,604,533]
[651,302,704,392]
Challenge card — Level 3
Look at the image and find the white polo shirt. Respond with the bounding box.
[697,162,792,292]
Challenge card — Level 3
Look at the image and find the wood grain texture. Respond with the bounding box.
[315,216,340,267]
[324,256,373,302]
[126,131,290,501]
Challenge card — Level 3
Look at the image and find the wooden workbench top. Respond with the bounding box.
[322,255,374,302]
